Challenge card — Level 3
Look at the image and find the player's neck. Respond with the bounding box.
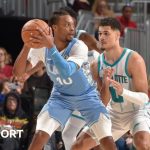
[54,39,69,52]
[104,45,123,63]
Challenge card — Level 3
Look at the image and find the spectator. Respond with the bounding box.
[0,79,11,108]
[125,131,136,150]
[115,137,128,150]
[0,92,29,150]
[0,47,13,81]
[92,0,115,39]
[23,66,53,95]
[67,0,91,13]
[0,78,23,108]
[117,5,137,36]
[5,53,13,65]
[92,0,115,18]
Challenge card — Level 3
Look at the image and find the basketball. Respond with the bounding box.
[21,19,50,48]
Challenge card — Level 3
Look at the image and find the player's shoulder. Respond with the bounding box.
[127,48,145,68]
[128,49,144,62]
[73,39,88,50]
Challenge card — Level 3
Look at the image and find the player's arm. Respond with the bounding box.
[109,52,149,105]
[100,68,113,106]
[13,45,32,77]
[18,61,44,82]
[123,51,149,105]
[46,41,88,79]
[90,60,110,106]
[78,32,101,52]
[13,45,44,81]
[26,61,44,77]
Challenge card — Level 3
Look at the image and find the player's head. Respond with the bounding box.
[59,6,78,26]
[98,17,121,51]
[49,10,76,42]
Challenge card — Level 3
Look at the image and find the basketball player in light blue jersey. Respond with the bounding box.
[72,17,150,150]
[13,11,117,150]
[15,29,101,150]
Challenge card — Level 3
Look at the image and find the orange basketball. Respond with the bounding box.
[21,19,50,48]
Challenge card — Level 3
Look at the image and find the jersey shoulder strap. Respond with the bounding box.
[63,38,78,57]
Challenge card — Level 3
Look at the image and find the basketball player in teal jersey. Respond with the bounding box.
[13,11,117,150]
[71,17,150,150]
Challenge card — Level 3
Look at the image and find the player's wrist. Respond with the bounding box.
[102,77,110,88]
[47,38,54,48]
[47,46,57,56]
[23,44,30,51]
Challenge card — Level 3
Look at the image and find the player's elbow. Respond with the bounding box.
[12,67,23,78]
[12,67,19,76]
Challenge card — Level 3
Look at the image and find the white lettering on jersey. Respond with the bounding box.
[56,77,73,85]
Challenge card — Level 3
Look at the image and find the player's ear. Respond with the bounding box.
[51,25,57,31]
[115,30,120,40]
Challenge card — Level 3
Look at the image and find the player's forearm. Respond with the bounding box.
[47,47,78,79]
[100,84,111,106]
[26,61,44,77]
[13,45,30,77]
[121,88,149,106]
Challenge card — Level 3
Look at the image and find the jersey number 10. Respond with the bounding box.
[56,77,72,85]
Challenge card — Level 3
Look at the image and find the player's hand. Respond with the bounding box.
[30,27,54,48]
[103,67,114,86]
[107,78,123,95]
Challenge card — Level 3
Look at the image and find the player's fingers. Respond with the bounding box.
[35,27,46,36]
[49,27,53,36]
[30,33,43,40]
[103,70,110,77]
[109,79,118,87]
[104,69,113,75]
[36,27,52,36]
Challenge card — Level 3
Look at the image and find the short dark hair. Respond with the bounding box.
[122,5,133,12]
[48,10,70,26]
[99,17,121,32]
[59,6,77,22]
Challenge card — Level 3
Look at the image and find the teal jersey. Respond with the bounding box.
[98,48,143,112]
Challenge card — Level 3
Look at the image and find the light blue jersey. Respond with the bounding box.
[32,38,108,128]
[45,38,95,96]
